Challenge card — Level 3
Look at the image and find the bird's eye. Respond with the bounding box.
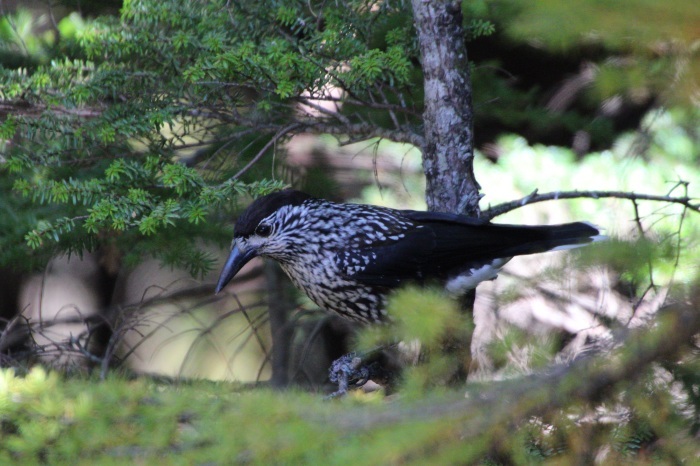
[255,224,272,237]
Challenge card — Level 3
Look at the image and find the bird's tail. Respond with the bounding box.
[498,221,605,257]
[544,221,607,251]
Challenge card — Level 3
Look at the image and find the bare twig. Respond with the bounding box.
[230,123,303,180]
[0,101,103,118]
[295,96,350,125]
[69,334,104,365]
[484,189,699,220]
[310,122,425,148]
[0,314,31,353]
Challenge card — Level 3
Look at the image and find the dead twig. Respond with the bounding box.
[484,188,699,220]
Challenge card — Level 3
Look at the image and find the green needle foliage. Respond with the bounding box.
[1,2,699,461]
[0,293,698,464]
[0,0,420,272]
[0,0,505,276]
[3,0,697,274]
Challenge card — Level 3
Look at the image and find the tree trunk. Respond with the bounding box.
[412,0,481,381]
[411,0,481,217]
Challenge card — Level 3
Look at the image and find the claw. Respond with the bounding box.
[327,352,374,398]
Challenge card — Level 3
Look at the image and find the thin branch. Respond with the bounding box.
[344,98,421,118]
[0,101,103,118]
[483,189,700,220]
[230,123,303,180]
[295,96,350,125]
[310,122,425,149]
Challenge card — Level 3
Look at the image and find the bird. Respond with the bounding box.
[215,189,604,324]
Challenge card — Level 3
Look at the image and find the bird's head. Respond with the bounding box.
[215,189,313,293]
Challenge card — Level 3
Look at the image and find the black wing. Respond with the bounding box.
[336,210,600,288]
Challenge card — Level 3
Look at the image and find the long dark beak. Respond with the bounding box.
[215,242,258,294]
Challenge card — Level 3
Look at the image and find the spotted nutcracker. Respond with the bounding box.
[215,190,603,323]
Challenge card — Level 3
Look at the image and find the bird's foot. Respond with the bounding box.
[326,352,377,398]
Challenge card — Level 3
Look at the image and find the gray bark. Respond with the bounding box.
[411,0,481,216]
[412,1,481,380]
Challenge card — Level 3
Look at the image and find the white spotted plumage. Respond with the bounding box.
[251,199,410,323]
[217,190,604,324]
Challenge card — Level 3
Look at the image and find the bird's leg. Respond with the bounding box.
[327,353,367,398]
[326,347,397,398]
